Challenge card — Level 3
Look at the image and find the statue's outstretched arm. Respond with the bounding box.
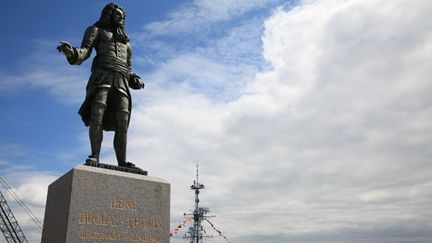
[57,26,98,65]
[57,41,76,63]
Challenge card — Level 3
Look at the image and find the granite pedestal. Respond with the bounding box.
[41,165,170,243]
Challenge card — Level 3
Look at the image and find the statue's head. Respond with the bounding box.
[95,3,129,43]
[98,3,126,28]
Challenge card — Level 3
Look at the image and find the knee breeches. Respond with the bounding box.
[90,88,130,131]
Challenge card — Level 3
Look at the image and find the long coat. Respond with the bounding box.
[68,25,133,131]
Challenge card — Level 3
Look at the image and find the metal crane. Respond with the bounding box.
[0,190,28,243]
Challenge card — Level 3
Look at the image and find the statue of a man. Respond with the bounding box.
[57,3,144,168]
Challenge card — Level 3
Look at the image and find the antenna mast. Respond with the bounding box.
[184,163,214,243]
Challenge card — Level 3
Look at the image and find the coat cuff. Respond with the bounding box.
[66,48,78,65]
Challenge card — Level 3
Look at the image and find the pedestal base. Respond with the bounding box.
[41,165,170,243]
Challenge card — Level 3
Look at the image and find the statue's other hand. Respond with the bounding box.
[57,41,74,59]
[137,79,145,89]
[129,73,145,90]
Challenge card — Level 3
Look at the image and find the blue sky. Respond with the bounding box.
[0,0,282,170]
[1,0,432,242]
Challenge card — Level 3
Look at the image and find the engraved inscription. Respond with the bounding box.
[112,199,137,211]
[78,199,164,242]
[128,218,163,229]
[79,231,126,240]
[128,233,161,243]
[79,231,161,243]
[79,212,123,227]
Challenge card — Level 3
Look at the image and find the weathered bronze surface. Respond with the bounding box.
[58,3,144,169]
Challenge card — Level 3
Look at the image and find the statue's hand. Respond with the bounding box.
[129,73,145,90]
[136,79,145,89]
[57,41,74,59]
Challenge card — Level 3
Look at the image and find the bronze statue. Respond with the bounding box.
[57,3,144,168]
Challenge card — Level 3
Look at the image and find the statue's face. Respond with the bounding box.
[112,8,124,26]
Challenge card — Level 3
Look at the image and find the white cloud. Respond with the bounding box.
[127,0,432,242]
[1,166,59,243]
[143,0,278,36]
[142,53,258,102]
[0,39,89,105]
[5,0,432,242]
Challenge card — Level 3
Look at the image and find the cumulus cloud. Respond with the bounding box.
[143,0,278,37]
[4,0,432,242]
[132,0,280,70]
[1,162,59,243]
[0,39,89,105]
[126,0,432,242]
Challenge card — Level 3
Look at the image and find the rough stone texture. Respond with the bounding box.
[42,165,170,243]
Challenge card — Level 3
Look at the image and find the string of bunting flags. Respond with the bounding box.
[205,219,231,243]
[169,217,193,237]
[169,217,231,242]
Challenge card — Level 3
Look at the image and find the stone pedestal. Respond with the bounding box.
[41,165,170,243]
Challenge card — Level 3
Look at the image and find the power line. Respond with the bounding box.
[0,190,28,243]
[0,177,43,230]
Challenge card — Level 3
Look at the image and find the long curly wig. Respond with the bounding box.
[94,3,129,44]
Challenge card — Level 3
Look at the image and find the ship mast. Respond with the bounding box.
[184,164,213,243]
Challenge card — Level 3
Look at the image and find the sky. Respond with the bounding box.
[0,0,431,242]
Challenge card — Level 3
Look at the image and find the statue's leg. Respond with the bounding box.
[88,88,109,163]
[113,93,130,166]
